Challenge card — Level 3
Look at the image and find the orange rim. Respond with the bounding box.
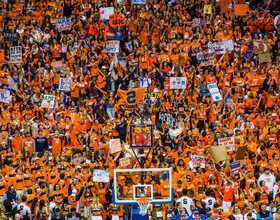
[136,197,152,204]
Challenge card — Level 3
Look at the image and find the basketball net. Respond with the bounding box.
[136,197,152,216]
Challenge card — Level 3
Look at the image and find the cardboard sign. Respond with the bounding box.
[51,61,65,72]
[10,46,22,64]
[198,85,211,96]
[234,4,250,16]
[8,76,17,91]
[100,7,114,20]
[0,89,11,103]
[59,78,72,91]
[30,28,43,42]
[208,83,222,101]
[190,155,206,168]
[106,41,120,53]
[41,95,55,108]
[170,77,187,89]
[259,53,271,63]
[172,98,188,112]
[218,137,235,152]
[109,139,122,154]
[57,18,71,32]
[119,157,130,167]
[235,145,247,161]
[109,14,125,27]
[220,0,233,12]
[131,0,146,4]
[155,112,176,130]
[169,128,183,137]
[203,5,212,14]
[230,161,241,176]
[144,92,161,105]
[210,145,228,162]
[93,170,110,182]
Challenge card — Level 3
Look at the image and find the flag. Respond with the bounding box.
[117,88,146,110]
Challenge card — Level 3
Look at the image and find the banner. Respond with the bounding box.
[30,28,43,42]
[117,88,146,110]
[41,95,55,108]
[93,170,110,182]
[172,99,188,112]
[203,5,212,14]
[51,61,65,72]
[218,137,235,152]
[57,18,71,32]
[109,139,122,154]
[106,41,120,53]
[59,78,72,91]
[170,77,187,90]
[208,42,226,55]
[109,14,125,27]
[144,92,161,105]
[119,157,130,167]
[8,76,17,91]
[220,0,233,12]
[208,83,222,101]
[155,112,176,130]
[198,85,211,96]
[10,46,22,64]
[131,0,146,3]
[234,4,250,16]
[169,128,183,137]
[0,89,11,103]
[230,161,241,176]
[190,155,206,168]
[100,7,115,20]
[210,145,228,162]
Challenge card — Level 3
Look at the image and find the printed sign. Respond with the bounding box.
[144,92,161,105]
[170,77,187,90]
[0,89,11,103]
[198,85,211,96]
[8,76,17,91]
[172,99,188,112]
[57,18,71,32]
[169,128,183,137]
[234,4,250,16]
[30,28,43,42]
[109,14,125,27]
[218,137,235,152]
[208,42,226,55]
[109,139,122,154]
[208,83,222,101]
[190,155,206,168]
[52,61,65,72]
[100,7,115,20]
[59,78,72,91]
[220,0,233,12]
[203,5,212,14]
[130,125,153,148]
[119,157,130,167]
[93,170,110,182]
[131,0,146,4]
[106,41,120,53]
[41,95,55,108]
[155,112,176,130]
[10,46,22,64]
[230,161,241,176]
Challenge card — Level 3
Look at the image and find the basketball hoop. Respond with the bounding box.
[136,196,152,216]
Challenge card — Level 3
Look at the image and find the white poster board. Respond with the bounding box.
[41,95,55,108]
[106,41,120,53]
[109,139,122,154]
[100,7,114,20]
[10,46,22,64]
[208,83,222,101]
[59,78,72,91]
[0,89,11,103]
[170,77,187,90]
[208,42,226,55]
[218,137,235,152]
[93,170,110,182]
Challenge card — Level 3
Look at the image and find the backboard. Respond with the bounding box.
[113,168,173,205]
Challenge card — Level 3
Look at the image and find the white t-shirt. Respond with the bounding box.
[203,197,216,209]
[17,203,31,215]
[176,196,193,216]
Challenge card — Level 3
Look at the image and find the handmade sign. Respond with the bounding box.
[57,18,71,32]
[59,78,72,91]
[10,46,22,64]
[93,170,110,182]
[106,41,120,53]
[155,112,176,130]
[170,77,187,89]
[144,92,161,105]
[172,99,188,112]
[109,139,122,154]
[198,85,211,96]
[201,53,215,67]
[169,128,183,137]
[208,42,226,55]
[119,157,130,167]
[193,19,200,27]
[253,40,269,54]
[8,76,17,91]
[208,83,222,101]
[131,0,146,4]
[259,53,271,63]
[100,7,114,20]
[52,61,65,72]
[0,90,11,103]
[41,95,55,108]
[218,137,235,152]
[109,14,125,27]
[30,28,43,42]
[210,145,228,162]
[234,4,250,16]
[220,0,233,12]
[230,161,241,176]
[190,155,206,168]
[235,145,247,160]
[224,40,234,51]
[203,5,212,14]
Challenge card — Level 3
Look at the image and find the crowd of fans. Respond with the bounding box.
[0,0,280,219]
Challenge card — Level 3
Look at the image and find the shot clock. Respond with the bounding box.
[130,125,153,148]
